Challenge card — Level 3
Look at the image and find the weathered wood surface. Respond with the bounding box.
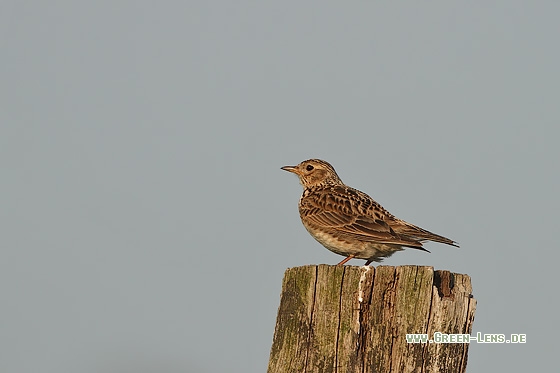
[268,265,476,373]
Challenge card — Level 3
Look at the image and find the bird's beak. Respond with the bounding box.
[281,165,300,175]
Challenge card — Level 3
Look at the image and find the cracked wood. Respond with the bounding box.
[268,265,476,373]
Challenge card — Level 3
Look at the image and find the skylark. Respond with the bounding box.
[281,159,458,266]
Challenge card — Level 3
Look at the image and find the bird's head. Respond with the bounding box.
[281,159,343,188]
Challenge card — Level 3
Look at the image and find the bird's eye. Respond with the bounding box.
[306,165,314,171]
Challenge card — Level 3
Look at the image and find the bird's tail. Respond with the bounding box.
[397,221,459,248]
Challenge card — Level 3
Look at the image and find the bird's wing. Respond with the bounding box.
[300,187,425,249]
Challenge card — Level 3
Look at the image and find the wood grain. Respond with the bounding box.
[268,265,476,373]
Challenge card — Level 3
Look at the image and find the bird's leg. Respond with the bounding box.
[364,260,372,266]
[336,255,355,266]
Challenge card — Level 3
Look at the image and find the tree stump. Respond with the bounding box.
[267,265,476,373]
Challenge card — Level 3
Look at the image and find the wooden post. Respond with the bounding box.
[267,265,476,373]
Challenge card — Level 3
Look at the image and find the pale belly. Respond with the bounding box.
[303,225,403,262]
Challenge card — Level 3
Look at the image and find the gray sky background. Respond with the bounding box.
[2,2,558,372]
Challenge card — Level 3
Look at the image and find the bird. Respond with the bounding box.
[281,159,458,266]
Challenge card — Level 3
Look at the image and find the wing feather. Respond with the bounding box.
[300,187,424,249]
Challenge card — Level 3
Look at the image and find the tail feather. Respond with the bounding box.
[396,221,459,248]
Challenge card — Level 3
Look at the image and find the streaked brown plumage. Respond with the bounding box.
[281,159,458,266]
